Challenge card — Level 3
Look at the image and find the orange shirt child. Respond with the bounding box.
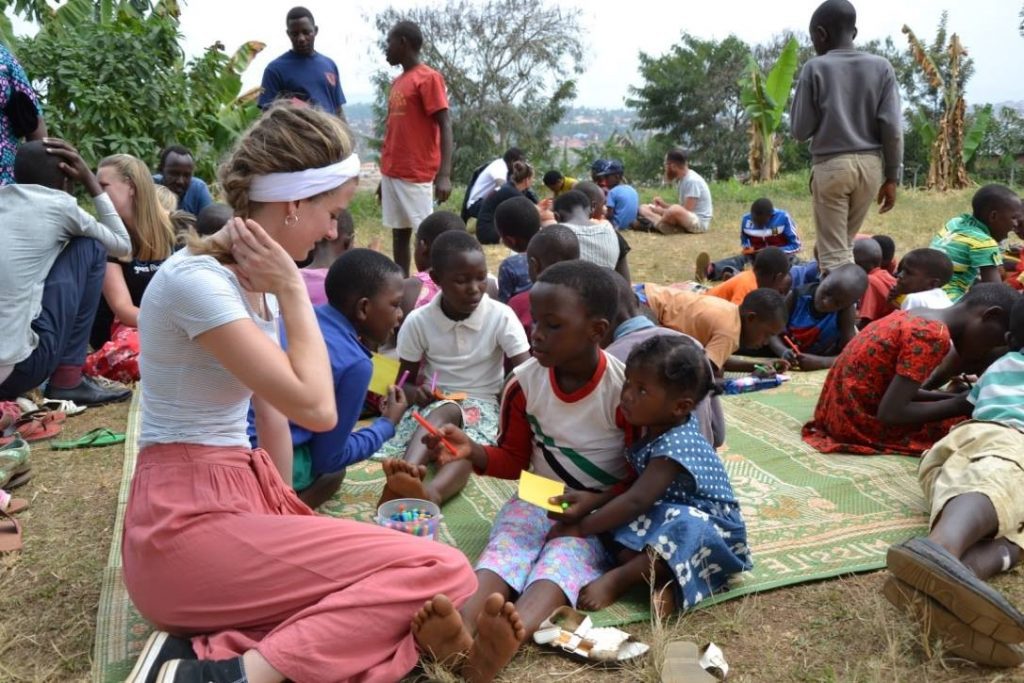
[706,270,757,306]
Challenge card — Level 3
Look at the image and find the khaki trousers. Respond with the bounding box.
[811,152,883,272]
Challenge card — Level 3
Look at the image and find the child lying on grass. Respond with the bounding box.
[705,246,793,305]
[768,263,866,371]
[885,295,1024,668]
[637,283,788,377]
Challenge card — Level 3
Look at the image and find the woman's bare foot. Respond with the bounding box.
[378,459,430,506]
[577,568,632,612]
[463,593,526,683]
[411,594,473,665]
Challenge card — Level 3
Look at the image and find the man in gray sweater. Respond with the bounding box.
[790,0,903,273]
[0,139,133,405]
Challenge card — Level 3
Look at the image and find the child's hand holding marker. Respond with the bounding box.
[418,417,474,465]
[380,385,409,425]
[782,335,803,369]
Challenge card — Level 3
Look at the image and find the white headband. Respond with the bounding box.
[248,154,361,202]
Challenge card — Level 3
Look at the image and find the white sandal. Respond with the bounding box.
[40,399,87,416]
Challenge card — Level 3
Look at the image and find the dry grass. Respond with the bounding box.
[347,179,991,282]
[0,400,130,682]
[4,178,1022,682]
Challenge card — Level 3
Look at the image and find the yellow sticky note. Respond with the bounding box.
[368,353,401,397]
[518,470,565,513]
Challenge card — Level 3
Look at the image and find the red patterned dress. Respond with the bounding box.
[802,311,965,455]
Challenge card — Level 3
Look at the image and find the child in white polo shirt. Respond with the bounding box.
[377,230,531,505]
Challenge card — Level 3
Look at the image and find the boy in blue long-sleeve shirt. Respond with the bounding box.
[253,249,410,508]
[703,198,802,280]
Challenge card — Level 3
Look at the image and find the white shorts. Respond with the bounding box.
[381,175,433,231]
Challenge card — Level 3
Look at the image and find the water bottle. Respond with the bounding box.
[722,376,784,395]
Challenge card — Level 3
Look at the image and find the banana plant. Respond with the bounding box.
[902,24,973,190]
[963,104,993,166]
[739,37,799,182]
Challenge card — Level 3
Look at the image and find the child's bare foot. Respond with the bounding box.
[411,594,473,665]
[463,593,526,683]
[378,459,430,506]
[577,568,632,612]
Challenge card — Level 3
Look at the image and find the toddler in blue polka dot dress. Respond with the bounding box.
[548,334,752,615]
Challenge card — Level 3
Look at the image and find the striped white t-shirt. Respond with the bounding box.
[564,220,621,270]
[138,250,279,448]
[969,351,1024,432]
[515,352,630,490]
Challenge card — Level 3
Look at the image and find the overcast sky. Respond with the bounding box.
[11,0,1024,108]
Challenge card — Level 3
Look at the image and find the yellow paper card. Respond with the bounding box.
[518,470,565,513]
[368,353,401,397]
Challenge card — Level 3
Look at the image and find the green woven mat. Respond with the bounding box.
[92,373,929,681]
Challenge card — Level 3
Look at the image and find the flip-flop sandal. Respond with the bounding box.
[0,489,27,515]
[884,576,1024,668]
[51,427,126,450]
[10,410,65,442]
[17,408,66,425]
[39,399,86,416]
[888,537,1024,643]
[0,509,23,553]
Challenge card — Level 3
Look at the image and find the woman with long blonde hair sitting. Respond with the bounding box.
[85,154,176,383]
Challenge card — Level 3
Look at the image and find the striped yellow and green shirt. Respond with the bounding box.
[929,214,1002,302]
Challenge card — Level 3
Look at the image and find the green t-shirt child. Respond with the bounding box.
[929,214,1002,302]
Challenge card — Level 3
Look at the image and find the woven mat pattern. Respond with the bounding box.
[92,373,929,680]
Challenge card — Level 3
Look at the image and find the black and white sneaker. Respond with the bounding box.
[125,631,197,683]
[156,657,247,683]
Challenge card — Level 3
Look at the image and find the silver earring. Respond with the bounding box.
[285,213,299,227]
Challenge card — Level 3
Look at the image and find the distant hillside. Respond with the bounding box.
[342,104,639,155]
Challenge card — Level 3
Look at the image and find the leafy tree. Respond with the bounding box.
[570,131,666,186]
[979,106,1024,160]
[739,37,799,182]
[370,0,583,182]
[628,34,750,180]
[975,105,1024,184]
[8,0,262,181]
